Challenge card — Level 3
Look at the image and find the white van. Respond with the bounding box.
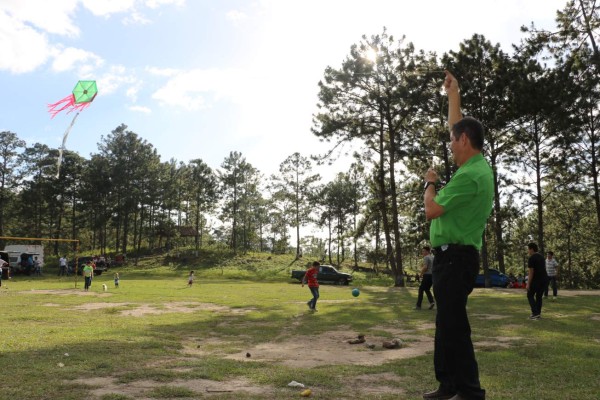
[3,244,44,272]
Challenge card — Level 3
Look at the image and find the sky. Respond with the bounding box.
[0,0,567,180]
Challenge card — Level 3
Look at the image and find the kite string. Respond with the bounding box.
[56,112,80,179]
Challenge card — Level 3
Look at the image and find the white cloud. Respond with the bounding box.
[0,0,80,36]
[122,11,151,26]
[125,86,139,103]
[152,68,252,110]
[144,0,185,9]
[226,10,247,23]
[0,0,188,74]
[97,65,137,95]
[50,46,104,72]
[129,105,152,113]
[0,10,52,73]
[81,0,186,25]
[146,66,180,77]
[80,0,136,17]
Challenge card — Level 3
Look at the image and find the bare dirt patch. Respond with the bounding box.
[66,308,533,399]
[475,336,523,349]
[118,302,255,317]
[352,372,406,395]
[22,289,112,297]
[72,376,276,399]
[471,313,509,320]
[42,300,255,316]
[221,329,434,368]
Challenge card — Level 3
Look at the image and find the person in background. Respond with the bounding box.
[59,255,68,276]
[34,256,42,276]
[82,261,94,291]
[415,246,435,310]
[114,272,120,288]
[188,270,195,287]
[302,261,320,311]
[527,242,548,320]
[27,255,34,275]
[0,258,7,287]
[544,251,559,300]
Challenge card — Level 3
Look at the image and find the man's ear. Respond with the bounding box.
[460,132,471,148]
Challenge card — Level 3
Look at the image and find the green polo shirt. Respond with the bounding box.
[83,265,93,277]
[430,153,494,250]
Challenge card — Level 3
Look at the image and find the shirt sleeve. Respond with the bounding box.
[435,171,477,212]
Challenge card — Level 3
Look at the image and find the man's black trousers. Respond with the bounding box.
[432,245,485,400]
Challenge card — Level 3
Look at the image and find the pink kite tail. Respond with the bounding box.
[73,102,92,113]
[48,94,76,118]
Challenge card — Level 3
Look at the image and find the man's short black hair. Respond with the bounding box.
[547,251,554,256]
[312,261,320,267]
[423,246,431,252]
[527,242,539,252]
[452,116,484,150]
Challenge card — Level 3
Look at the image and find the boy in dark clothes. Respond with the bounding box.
[526,242,548,320]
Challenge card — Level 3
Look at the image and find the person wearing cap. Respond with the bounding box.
[422,71,493,400]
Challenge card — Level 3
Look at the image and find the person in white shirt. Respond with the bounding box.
[58,256,68,276]
[544,251,559,299]
[0,258,8,286]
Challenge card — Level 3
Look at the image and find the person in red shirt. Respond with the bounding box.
[302,261,320,311]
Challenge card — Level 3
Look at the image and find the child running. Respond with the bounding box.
[302,261,320,311]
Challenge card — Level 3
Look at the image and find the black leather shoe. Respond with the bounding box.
[423,389,456,399]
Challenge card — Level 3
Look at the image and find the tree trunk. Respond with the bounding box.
[589,135,600,230]
[122,208,129,256]
[376,112,397,278]
[481,233,490,288]
[195,199,201,254]
[491,152,506,273]
[385,113,404,287]
[534,121,545,253]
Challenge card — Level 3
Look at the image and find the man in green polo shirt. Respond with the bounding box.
[421,71,493,400]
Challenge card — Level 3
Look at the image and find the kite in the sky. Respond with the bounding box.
[48,80,98,178]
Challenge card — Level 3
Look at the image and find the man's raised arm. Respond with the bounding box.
[443,70,462,131]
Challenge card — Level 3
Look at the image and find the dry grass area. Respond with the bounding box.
[55,299,533,399]
[23,287,599,399]
[73,376,275,399]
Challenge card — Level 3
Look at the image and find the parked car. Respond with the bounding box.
[291,265,353,285]
[68,256,109,276]
[475,268,509,288]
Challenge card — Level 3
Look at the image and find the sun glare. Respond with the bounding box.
[365,48,377,63]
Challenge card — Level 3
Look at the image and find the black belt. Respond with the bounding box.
[433,244,476,253]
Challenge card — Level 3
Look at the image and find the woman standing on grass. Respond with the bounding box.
[302,261,320,311]
[188,271,195,287]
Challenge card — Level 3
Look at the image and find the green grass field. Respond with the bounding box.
[1,253,598,399]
